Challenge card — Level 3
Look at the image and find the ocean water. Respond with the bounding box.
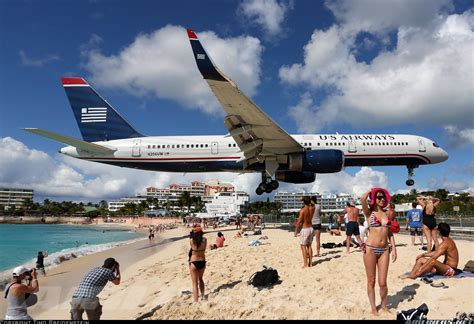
[0,224,145,282]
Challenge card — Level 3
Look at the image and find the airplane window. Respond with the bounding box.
[317,143,320,146]
[177,145,180,148]
[148,145,151,149]
[343,143,345,146]
[157,145,160,149]
[191,144,194,148]
[187,145,189,148]
[172,145,175,148]
[228,144,231,147]
[406,142,408,145]
[205,144,208,147]
[433,142,439,147]
[152,145,156,149]
[200,144,203,148]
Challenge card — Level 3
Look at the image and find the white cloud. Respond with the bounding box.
[325,0,453,34]
[238,0,292,37]
[81,25,263,116]
[19,50,59,67]
[443,125,474,148]
[279,6,474,134]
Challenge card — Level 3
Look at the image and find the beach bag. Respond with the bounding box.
[396,303,429,320]
[390,220,400,233]
[248,266,279,287]
[463,260,474,273]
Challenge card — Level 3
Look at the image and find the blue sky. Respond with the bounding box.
[0,0,473,203]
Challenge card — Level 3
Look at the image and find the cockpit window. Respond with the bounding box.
[432,142,440,148]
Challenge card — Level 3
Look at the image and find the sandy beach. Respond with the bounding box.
[2,224,473,320]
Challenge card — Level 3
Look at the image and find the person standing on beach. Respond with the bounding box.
[406,202,424,246]
[310,196,322,257]
[344,202,363,255]
[70,257,121,320]
[36,251,47,276]
[294,196,314,268]
[4,267,39,320]
[189,226,207,302]
[361,188,397,316]
[417,195,441,253]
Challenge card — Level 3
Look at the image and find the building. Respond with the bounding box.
[0,188,34,209]
[199,191,249,217]
[274,191,356,213]
[108,197,147,213]
[108,180,239,213]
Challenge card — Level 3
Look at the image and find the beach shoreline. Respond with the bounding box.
[2,225,473,320]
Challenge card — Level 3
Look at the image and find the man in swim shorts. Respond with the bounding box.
[403,223,459,279]
[344,202,363,255]
[294,196,314,268]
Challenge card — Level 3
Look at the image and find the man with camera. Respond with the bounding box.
[4,266,39,320]
[70,257,121,320]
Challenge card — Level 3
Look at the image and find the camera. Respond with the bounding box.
[24,268,35,280]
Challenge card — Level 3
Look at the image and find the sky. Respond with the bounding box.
[0,0,473,203]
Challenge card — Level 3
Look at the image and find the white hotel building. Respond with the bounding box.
[273,192,356,213]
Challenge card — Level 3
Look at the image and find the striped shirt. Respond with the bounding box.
[72,267,116,298]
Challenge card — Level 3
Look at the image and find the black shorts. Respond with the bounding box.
[312,224,321,231]
[423,216,437,230]
[346,221,359,236]
[410,228,422,236]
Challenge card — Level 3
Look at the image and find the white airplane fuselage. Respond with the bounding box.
[60,133,448,173]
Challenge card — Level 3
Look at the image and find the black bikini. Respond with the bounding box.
[188,246,206,269]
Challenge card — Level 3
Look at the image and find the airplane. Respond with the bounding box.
[24,28,449,195]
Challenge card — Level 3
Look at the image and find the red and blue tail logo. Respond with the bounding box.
[61,77,144,142]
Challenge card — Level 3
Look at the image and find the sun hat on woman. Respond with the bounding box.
[369,188,391,209]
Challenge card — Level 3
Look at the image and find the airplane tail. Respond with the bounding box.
[61,77,144,142]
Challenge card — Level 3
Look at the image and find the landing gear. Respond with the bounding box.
[256,172,279,195]
[405,165,418,186]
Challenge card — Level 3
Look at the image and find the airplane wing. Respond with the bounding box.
[23,128,116,154]
[187,29,304,174]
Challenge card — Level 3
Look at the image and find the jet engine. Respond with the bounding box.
[288,149,344,173]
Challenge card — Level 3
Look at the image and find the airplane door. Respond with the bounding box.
[348,139,357,153]
[418,138,426,152]
[211,142,218,154]
[132,139,141,157]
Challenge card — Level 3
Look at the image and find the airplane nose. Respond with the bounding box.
[441,149,449,162]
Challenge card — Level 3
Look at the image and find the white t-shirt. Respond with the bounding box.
[358,220,369,242]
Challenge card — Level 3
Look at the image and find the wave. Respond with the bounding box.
[0,236,147,288]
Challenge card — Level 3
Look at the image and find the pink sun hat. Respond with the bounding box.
[369,188,391,209]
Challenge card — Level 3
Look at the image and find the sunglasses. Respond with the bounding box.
[376,196,386,200]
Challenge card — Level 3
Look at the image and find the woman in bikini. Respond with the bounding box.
[189,226,207,302]
[361,188,397,316]
[417,195,441,253]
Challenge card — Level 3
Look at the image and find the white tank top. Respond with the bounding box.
[311,204,322,225]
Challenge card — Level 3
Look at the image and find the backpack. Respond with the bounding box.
[248,266,279,287]
[390,220,400,233]
[396,303,429,320]
[463,260,474,273]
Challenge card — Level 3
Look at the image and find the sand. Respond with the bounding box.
[2,224,473,320]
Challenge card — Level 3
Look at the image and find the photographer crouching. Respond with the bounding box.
[70,257,121,320]
[4,266,39,320]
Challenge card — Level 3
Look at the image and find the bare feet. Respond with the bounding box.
[381,307,391,313]
[371,309,379,316]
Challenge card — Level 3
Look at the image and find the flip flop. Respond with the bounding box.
[420,277,433,284]
[430,282,448,288]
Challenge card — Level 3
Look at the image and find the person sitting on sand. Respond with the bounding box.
[329,214,342,236]
[189,226,207,302]
[210,232,225,250]
[234,231,242,238]
[294,196,314,268]
[402,222,459,279]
